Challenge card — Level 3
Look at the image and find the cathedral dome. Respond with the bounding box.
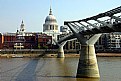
[45,7,57,24]
[43,7,58,33]
[45,15,57,23]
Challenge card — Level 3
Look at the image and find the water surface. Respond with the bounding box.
[0,57,121,81]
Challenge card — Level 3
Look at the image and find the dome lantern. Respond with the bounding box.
[49,7,52,15]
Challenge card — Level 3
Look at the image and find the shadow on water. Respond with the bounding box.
[15,58,39,81]
[40,58,100,81]
[41,75,76,78]
[76,78,100,81]
[41,75,99,81]
[14,57,100,81]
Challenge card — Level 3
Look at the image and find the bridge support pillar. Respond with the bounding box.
[76,45,100,78]
[57,41,67,58]
[76,34,101,78]
[57,46,65,58]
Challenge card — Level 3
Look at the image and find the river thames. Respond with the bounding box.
[0,57,121,81]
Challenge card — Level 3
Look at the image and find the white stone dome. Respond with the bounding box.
[43,7,58,33]
[45,15,57,23]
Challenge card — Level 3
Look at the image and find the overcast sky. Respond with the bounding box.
[0,0,121,33]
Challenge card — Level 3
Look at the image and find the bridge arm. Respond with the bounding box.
[87,34,102,45]
[58,33,76,44]
[66,23,88,44]
[79,22,90,30]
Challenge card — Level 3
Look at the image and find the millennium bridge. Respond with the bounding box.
[57,6,121,78]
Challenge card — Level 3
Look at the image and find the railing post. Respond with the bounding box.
[57,41,67,58]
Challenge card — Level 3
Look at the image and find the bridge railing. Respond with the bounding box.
[64,6,121,33]
[77,14,121,31]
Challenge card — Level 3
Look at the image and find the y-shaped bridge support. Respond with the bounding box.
[66,23,101,78]
[57,41,67,58]
[63,6,121,78]
[76,34,101,78]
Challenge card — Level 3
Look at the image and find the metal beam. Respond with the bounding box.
[95,19,112,27]
[66,23,79,34]
[86,21,99,28]
[58,33,76,44]
[79,22,90,30]
[111,16,121,22]
[73,23,83,31]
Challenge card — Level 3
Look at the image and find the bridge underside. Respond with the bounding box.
[81,23,121,35]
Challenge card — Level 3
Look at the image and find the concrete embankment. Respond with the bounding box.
[1,53,121,58]
[0,54,41,58]
[96,53,121,57]
[0,53,80,58]
[45,53,121,58]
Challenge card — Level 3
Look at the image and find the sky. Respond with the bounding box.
[0,0,121,33]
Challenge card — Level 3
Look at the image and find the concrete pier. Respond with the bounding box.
[57,46,65,58]
[76,34,101,78]
[76,45,100,78]
[57,41,67,58]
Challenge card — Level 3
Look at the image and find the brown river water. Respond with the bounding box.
[0,57,121,81]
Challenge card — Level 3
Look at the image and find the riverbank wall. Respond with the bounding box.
[1,53,121,58]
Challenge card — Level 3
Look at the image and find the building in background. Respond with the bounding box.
[0,33,3,49]
[59,25,80,53]
[43,7,60,44]
[2,33,16,49]
[96,32,121,52]
[0,20,53,49]
[37,33,52,49]
[60,26,69,34]
[109,32,121,49]
[0,7,60,50]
